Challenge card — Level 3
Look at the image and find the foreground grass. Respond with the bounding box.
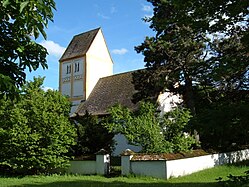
[1,163,249,187]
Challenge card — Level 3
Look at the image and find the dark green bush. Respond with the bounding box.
[72,112,115,156]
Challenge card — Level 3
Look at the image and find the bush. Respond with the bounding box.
[72,112,115,156]
[105,102,197,153]
[161,107,197,153]
[0,77,76,175]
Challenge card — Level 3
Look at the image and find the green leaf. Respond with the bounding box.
[16,46,24,53]
[0,0,56,98]
[20,1,29,13]
[2,0,10,8]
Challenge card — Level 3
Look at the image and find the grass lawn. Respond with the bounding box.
[1,162,249,187]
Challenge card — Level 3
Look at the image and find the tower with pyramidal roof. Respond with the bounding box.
[59,28,113,112]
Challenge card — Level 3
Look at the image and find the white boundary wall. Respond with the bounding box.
[68,153,110,175]
[68,160,96,175]
[131,161,167,179]
[122,149,249,179]
[166,149,249,178]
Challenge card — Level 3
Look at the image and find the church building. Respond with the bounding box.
[59,28,181,155]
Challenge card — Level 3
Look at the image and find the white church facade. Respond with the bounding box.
[59,28,181,155]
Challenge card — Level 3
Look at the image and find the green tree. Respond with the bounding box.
[72,112,115,156]
[0,0,56,98]
[193,91,249,151]
[133,0,249,115]
[161,107,197,152]
[105,102,196,153]
[0,77,76,175]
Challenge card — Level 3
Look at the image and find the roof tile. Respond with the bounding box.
[60,28,100,61]
[76,71,139,116]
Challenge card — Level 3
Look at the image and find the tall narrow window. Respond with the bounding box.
[74,63,77,72]
[74,63,80,72]
[66,65,69,74]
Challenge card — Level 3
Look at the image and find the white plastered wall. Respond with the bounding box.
[85,29,113,99]
[72,58,85,99]
[157,91,183,115]
[60,57,85,114]
[113,134,142,156]
[61,61,72,97]
[60,58,85,99]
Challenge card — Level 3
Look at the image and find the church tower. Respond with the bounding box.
[59,28,113,112]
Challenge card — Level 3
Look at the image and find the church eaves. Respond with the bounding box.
[59,28,100,62]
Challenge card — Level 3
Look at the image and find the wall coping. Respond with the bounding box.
[121,149,136,156]
[131,149,209,161]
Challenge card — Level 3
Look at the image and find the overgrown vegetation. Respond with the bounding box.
[0,77,76,175]
[105,102,197,153]
[72,112,115,156]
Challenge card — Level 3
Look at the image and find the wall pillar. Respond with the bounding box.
[121,149,134,176]
[96,149,110,175]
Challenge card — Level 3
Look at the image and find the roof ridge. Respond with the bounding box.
[73,27,101,37]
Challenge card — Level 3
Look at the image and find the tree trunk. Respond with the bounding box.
[184,74,200,142]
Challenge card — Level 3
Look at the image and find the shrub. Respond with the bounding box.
[72,112,115,156]
[161,107,197,153]
[105,102,197,153]
[0,77,76,175]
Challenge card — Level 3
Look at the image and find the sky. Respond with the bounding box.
[26,0,155,90]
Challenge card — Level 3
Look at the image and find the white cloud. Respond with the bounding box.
[42,86,54,91]
[97,13,110,19]
[39,40,66,58]
[111,48,128,55]
[142,5,152,12]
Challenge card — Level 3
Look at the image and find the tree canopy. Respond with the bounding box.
[104,102,197,153]
[72,112,115,156]
[0,0,56,98]
[133,0,249,115]
[0,77,76,175]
